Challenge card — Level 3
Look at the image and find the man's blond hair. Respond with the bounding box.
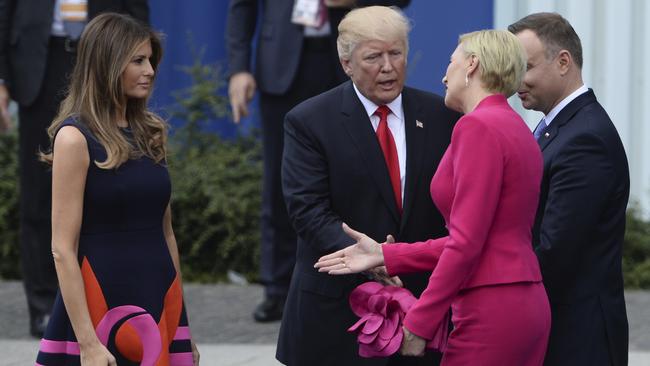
[337,6,410,60]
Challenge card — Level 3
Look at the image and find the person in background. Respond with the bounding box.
[316,28,551,365]
[280,6,459,365]
[35,13,198,366]
[0,0,149,338]
[509,12,629,366]
[226,0,411,322]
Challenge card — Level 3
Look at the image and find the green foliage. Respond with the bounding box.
[168,48,262,282]
[168,133,262,282]
[170,45,231,149]
[0,129,20,279]
[623,206,650,288]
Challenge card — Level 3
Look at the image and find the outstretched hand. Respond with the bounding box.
[314,223,386,274]
[364,234,402,286]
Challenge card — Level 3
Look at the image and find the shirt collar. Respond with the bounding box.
[544,84,589,126]
[352,82,403,121]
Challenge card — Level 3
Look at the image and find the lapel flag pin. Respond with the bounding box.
[416,120,423,128]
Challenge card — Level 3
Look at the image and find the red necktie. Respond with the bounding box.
[374,105,402,214]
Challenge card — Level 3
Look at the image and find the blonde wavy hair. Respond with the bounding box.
[459,29,527,98]
[42,12,166,169]
[337,6,411,61]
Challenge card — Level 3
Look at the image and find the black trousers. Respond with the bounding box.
[18,37,75,322]
[258,37,344,297]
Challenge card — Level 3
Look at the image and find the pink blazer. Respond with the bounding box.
[383,94,544,340]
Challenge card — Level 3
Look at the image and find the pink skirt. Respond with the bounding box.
[442,281,550,366]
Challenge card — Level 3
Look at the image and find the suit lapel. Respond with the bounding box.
[537,123,558,151]
[538,89,597,151]
[399,88,425,231]
[339,82,401,223]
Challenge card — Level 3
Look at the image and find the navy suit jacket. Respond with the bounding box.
[226,0,410,95]
[277,81,459,365]
[0,0,149,106]
[533,89,629,366]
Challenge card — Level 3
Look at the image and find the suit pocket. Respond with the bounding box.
[299,270,344,299]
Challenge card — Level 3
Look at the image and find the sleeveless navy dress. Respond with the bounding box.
[36,118,194,366]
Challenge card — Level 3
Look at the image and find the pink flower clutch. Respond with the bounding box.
[348,282,449,358]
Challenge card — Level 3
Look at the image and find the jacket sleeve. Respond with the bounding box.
[400,117,505,340]
[535,132,617,295]
[281,112,354,255]
[226,0,258,76]
[124,0,150,24]
[0,0,14,82]
[383,238,446,276]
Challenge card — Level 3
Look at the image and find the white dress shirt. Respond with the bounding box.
[542,84,589,128]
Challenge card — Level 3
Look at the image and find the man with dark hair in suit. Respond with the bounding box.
[0,0,149,337]
[226,0,411,323]
[509,12,629,366]
[278,6,459,365]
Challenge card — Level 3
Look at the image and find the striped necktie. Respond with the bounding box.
[533,117,547,140]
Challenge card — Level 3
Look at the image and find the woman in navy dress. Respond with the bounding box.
[36,13,199,366]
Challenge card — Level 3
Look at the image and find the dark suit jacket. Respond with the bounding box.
[226,0,410,95]
[277,81,459,365]
[0,0,149,106]
[533,89,629,366]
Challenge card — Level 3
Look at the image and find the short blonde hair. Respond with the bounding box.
[337,6,410,60]
[459,30,526,97]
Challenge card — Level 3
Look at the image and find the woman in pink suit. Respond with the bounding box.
[316,29,551,365]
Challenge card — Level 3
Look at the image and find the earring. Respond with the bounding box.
[465,74,469,87]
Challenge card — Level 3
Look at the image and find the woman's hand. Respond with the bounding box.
[314,223,385,274]
[191,341,200,365]
[364,234,402,286]
[80,342,116,366]
[400,326,426,357]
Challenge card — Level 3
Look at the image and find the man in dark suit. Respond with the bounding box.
[278,6,459,365]
[226,0,410,322]
[509,13,629,366]
[0,0,149,337]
